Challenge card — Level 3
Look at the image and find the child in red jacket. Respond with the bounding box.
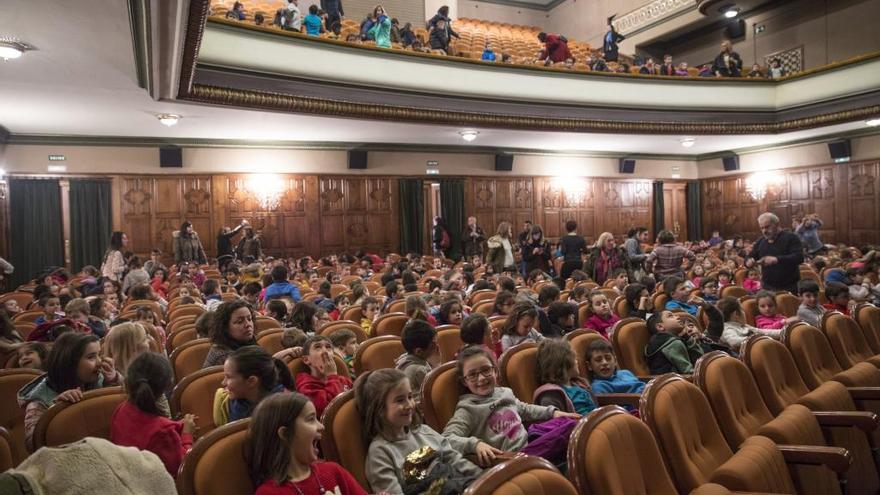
[294,336,352,418]
[110,352,195,477]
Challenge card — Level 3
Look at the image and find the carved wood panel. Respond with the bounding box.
[848,161,880,247]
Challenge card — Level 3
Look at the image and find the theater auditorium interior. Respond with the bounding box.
[2,0,880,493]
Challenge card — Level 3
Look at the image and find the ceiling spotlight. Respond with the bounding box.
[867,119,880,127]
[680,137,696,148]
[157,114,181,127]
[459,130,479,142]
[0,39,27,60]
[723,7,739,18]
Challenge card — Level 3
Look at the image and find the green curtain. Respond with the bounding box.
[686,181,703,242]
[440,179,466,261]
[398,179,424,255]
[70,179,112,272]
[652,181,665,239]
[9,179,64,287]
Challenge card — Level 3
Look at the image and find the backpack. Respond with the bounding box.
[440,229,450,249]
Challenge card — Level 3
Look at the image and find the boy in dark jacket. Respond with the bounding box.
[645,310,703,374]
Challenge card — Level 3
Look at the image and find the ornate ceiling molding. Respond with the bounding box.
[612,0,696,36]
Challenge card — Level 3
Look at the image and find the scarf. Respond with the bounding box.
[595,248,620,284]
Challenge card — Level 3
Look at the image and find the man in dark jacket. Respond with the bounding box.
[429,19,450,52]
[713,40,743,77]
[603,16,625,62]
[536,32,572,64]
[320,0,344,31]
[746,212,803,293]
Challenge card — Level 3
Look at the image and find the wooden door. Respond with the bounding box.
[663,183,688,241]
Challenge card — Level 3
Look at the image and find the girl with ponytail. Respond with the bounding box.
[213,345,294,427]
[110,352,195,477]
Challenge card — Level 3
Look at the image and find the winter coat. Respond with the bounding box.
[172,231,207,264]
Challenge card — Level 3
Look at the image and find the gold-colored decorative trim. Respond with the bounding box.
[613,0,694,35]
[185,84,880,135]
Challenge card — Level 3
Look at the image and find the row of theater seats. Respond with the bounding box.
[4,304,880,494]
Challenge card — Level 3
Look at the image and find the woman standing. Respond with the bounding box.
[559,220,586,281]
[100,231,128,282]
[173,221,207,265]
[521,224,552,276]
[368,5,392,48]
[583,232,631,285]
[485,221,515,274]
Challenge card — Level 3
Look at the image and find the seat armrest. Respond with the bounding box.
[596,393,641,408]
[464,451,519,468]
[637,375,658,382]
[776,444,851,474]
[847,387,880,400]
[812,411,879,432]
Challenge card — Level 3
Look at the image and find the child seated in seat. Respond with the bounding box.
[546,301,576,336]
[359,369,482,494]
[437,299,464,326]
[16,342,48,370]
[459,313,500,358]
[645,310,703,374]
[717,296,781,350]
[213,345,294,427]
[608,268,629,296]
[266,299,288,323]
[582,290,620,339]
[699,277,720,304]
[395,320,439,392]
[361,296,380,336]
[534,339,596,415]
[3,298,21,318]
[717,270,733,288]
[754,290,800,329]
[663,276,702,316]
[442,346,580,467]
[328,328,358,377]
[743,268,762,294]
[247,393,368,495]
[823,281,854,315]
[34,294,63,326]
[585,339,645,394]
[623,283,653,320]
[294,336,353,418]
[797,279,826,327]
[500,302,544,351]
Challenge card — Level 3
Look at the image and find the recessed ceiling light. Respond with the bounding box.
[867,119,880,127]
[157,114,181,127]
[724,9,738,18]
[0,39,27,60]
[680,137,696,148]
[459,130,479,142]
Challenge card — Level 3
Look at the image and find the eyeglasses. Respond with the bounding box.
[463,365,495,383]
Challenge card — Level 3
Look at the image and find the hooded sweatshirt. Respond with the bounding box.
[0,437,175,495]
[720,321,781,350]
[366,424,482,495]
[442,386,555,453]
[394,352,433,393]
[645,332,703,374]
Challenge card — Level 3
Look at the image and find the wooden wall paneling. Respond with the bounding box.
[606,180,653,242]
[181,176,214,257]
[848,161,880,247]
[120,177,154,258]
[470,178,497,235]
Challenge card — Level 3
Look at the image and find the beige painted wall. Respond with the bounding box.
[0,145,699,178]
[547,0,645,48]
[455,1,548,27]
[660,0,880,70]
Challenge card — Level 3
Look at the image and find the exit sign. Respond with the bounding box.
[48,154,66,161]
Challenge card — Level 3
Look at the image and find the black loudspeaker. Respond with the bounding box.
[828,139,851,162]
[725,19,746,39]
[722,154,740,172]
[159,146,182,168]
[619,158,636,174]
[495,154,514,171]
[348,150,368,169]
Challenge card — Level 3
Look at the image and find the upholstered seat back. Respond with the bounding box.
[33,387,126,449]
[0,427,13,472]
[612,296,629,318]
[322,391,370,490]
[436,325,463,362]
[319,320,368,343]
[709,435,796,494]
[641,375,734,494]
[820,312,875,368]
[610,318,651,377]
[171,366,224,438]
[784,323,844,390]
[0,369,41,465]
[693,352,775,448]
[499,343,538,403]
[170,338,211,383]
[565,329,604,379]
[176,419,253,495]
[372,313,408,337]
[855,304,880,354]
[568,406,678,495]
[463,456,577,495]
[741,336,810,415]
[352,336,405,375]
[168,304,206,322]
[421,362,463,431]
[255,328,284,355]
[775,292,800,317]
[740,297,758,326]
[167,326,198,354]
